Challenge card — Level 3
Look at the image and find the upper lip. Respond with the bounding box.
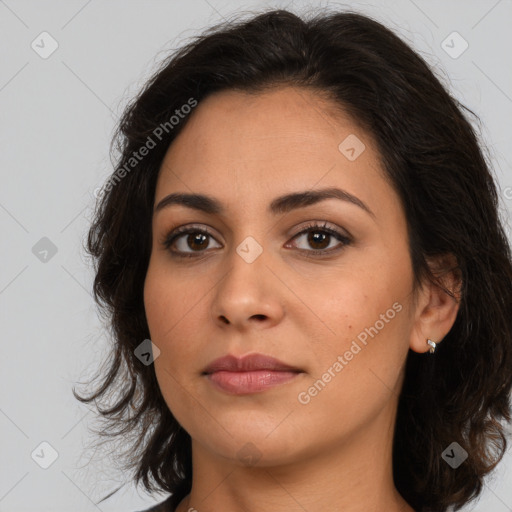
[202,353,302,374]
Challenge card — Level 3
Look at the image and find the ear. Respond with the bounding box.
[409,253,462,353]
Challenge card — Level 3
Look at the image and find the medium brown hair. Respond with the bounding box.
[75,8,512,511]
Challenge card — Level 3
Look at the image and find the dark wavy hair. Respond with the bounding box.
[74,7,512,512]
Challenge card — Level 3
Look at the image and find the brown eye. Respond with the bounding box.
[288,222,351,255]
[162,221,351,260]
[306,231,331,250]
[162,227,221,257]
[184,232,209,251]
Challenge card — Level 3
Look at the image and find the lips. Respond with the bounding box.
[202,353,303,395]
[202,353,301,374]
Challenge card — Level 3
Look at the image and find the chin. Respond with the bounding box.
[188,415,314,468]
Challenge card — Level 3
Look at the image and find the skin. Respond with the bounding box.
[143,86,460,512]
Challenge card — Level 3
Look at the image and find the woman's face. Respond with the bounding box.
[144,86,422,467]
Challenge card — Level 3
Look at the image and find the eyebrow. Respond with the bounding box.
[154,186,375,218]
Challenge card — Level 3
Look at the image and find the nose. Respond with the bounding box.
[210,240,285,331]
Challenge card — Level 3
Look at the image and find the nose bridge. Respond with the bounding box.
[220,232,267,304]
[211,232,282,327]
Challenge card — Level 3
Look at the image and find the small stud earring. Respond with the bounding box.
[426,339,437,354]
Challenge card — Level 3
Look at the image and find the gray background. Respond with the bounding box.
[1,0,511,511]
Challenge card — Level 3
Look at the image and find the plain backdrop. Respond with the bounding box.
[1,1,511,511]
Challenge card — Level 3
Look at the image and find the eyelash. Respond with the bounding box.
[161,221,352,259]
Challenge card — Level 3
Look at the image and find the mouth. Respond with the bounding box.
[202,353,304,395]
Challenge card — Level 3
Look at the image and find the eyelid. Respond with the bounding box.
[285,221,352,254]
[288,220,352,240]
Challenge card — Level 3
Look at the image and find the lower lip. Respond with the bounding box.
[205,370,301,394]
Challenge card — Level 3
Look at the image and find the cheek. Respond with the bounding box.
[318,254,409,336]
[143,257,214,399]
[296,296,409,439]
[302,254,412,400]
[144,263,197,404]
[144,269,196,427]
[143,256,212,345]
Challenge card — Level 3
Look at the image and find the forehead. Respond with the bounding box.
[162,86,372,163]
[155,86,395,220]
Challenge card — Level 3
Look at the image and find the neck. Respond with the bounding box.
[175,401,414,512]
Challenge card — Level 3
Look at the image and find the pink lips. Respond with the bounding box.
[203,353,303,395]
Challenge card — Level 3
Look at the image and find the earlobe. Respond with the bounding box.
[409,253,462,354]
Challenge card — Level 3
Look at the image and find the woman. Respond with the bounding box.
[75,7,512,512]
